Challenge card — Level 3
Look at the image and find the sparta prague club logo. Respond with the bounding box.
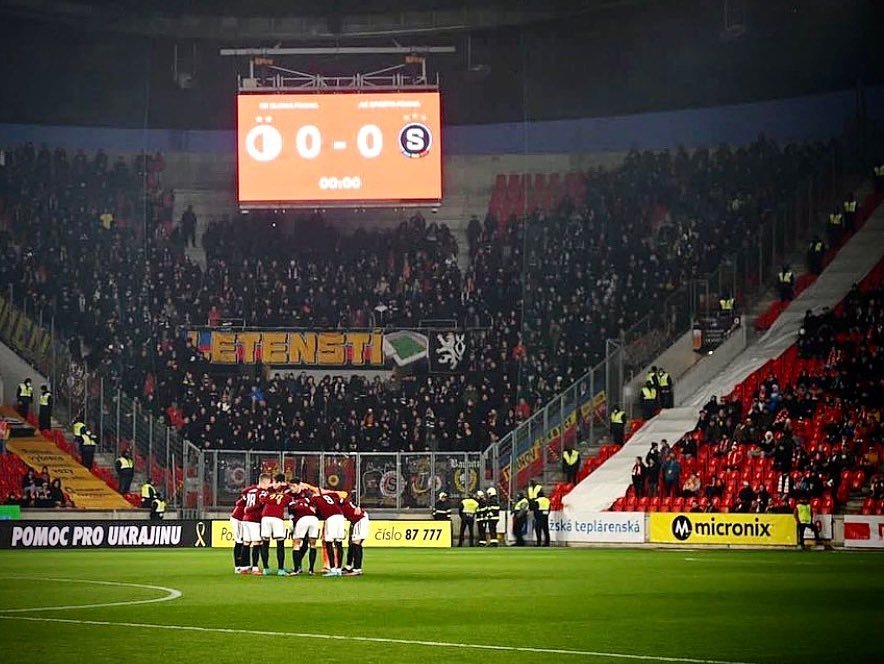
[399,122,432,158]
[671,515,693,541]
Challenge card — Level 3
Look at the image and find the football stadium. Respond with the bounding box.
[0,1,883,662]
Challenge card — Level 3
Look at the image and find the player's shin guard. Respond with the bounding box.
[355,543,364,570]
[233,542,242,568]
[308,546,317,572]
[293,546,304,572]
[240,543,252,568]
[346,543,355,568]
[276,541,286,570]
[251,544,261,567]
[334,541,344,570]
[260,541,270,569]
[325,541,337,569]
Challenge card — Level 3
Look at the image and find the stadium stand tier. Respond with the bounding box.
[0,139,845,467]
[563,193,884,515]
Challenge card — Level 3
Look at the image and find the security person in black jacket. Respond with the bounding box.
[512,493,529,546]
[485,487,500,546]
[475,490,488,545]
[533,490,551,547]
[432,492,451,520]
[38,385,52,431]
[16,378,33,419]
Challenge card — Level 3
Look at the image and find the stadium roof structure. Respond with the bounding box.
[0,0,648,38]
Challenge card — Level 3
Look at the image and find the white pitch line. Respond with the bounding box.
[0,615,758,664]
[0,576,182,613]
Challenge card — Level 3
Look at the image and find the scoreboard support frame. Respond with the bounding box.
[220,45,454,93]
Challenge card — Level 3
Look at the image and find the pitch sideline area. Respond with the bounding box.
[0,548,879,663]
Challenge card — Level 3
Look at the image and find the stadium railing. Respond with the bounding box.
[184,448,483,512]
[484,141,845,503]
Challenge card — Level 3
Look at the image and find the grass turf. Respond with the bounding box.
[0,548,880,663]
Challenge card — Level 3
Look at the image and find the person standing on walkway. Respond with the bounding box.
[38,384,52,431]
[533,491,551,547]
[16,378,33,419]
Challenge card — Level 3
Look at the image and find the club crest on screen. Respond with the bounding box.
[399,122,432,158]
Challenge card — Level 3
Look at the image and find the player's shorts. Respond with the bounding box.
[351,515,371,542]
[229,517,243,544]
[261,516,290,540]
[292,515,320,541]
[323,513,347,541]
[241,520,262,543]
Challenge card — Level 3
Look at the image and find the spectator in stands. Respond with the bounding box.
[681,472,701,499]
[181,205,197,248]
[33,485,54,508]
[734,481,755,513]
[688,498,702,513]
[870,476,884,501]
[644,457,660,498]
[48,479,66,507]
[662,455,681,498]
[705,476,725,500]
[754,484,771,513]
[631,457,645,497]
[645,441,659,466]
[773,435,794,471]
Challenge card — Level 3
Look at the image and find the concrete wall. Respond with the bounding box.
[673,325,749,408]
[0,340,49,407]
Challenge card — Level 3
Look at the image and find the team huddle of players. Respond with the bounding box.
[229,473,370,577]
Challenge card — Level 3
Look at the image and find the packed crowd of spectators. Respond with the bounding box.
[2,464,73,508]
[0,138,830,454]
[473,140,828,403]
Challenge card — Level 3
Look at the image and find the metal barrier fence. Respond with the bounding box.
[484,141,845,499]
[186,450,483,510]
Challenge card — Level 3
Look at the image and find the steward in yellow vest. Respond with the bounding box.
[16,378,33,419]
[458,495,479,547]
[610,407,626,445]
[562,446,580,484]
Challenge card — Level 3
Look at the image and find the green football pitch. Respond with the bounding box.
[0,548,880,663]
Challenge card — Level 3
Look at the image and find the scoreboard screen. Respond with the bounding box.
[236,91,442,206]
